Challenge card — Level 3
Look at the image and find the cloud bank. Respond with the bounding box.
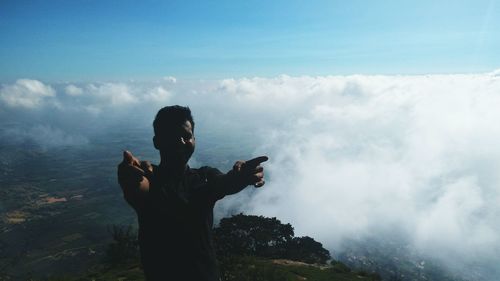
[2,71,500,278]
[0,79,55,108]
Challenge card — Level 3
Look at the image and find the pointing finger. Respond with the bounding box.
[244,156,269,168]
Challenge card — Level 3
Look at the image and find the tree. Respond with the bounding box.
[214,213,331,264]
[286,236,331,264]
[214,213,294,258]
[105,224,139,265]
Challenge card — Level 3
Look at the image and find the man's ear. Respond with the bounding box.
[153,136,159,150]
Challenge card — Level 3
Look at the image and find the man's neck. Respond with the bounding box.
[158,160,187,181]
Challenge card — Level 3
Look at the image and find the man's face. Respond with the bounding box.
[157,120,195,165]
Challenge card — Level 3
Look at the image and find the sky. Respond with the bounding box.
[1,0,500,81]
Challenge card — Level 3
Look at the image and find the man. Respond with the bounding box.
[117,105,268,281]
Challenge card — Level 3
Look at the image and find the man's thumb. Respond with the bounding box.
[123,150,134,164]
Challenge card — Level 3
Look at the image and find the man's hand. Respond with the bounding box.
[232,156,268,188]
[117,150,153,209]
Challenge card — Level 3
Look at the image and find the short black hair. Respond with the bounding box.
[153,105,194,137]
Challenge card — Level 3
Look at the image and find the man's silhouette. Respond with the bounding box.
[117,105,267,281]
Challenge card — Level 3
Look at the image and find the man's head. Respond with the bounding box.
[153,105,195,165]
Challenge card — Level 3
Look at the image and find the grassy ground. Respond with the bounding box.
[42,256,379,281]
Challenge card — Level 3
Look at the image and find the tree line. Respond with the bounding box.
[107,213,330,265]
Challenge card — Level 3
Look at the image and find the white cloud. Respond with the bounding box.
[86,83,137,106]
[143,86,171,103]
[64,84,83,96]
[0,79,55,108]
[490,68,500,77]
[163,76,177,83]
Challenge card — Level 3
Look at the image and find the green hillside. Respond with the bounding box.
[39,214,381,281]
[44,256,379,281]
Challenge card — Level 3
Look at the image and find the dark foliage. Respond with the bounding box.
[286,236,331,264]
[214,213,294,258]
[105,225,139,265]
[214,213,331,264]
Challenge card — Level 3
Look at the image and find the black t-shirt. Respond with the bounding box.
[138,165,225,281]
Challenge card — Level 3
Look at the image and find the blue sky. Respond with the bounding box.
[1,0,499,82]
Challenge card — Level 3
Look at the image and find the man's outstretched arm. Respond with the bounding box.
[212,156,268,197]
[117,151,152,210]
[117,151,268,203]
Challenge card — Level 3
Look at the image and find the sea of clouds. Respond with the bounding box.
[2,71,500,278]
